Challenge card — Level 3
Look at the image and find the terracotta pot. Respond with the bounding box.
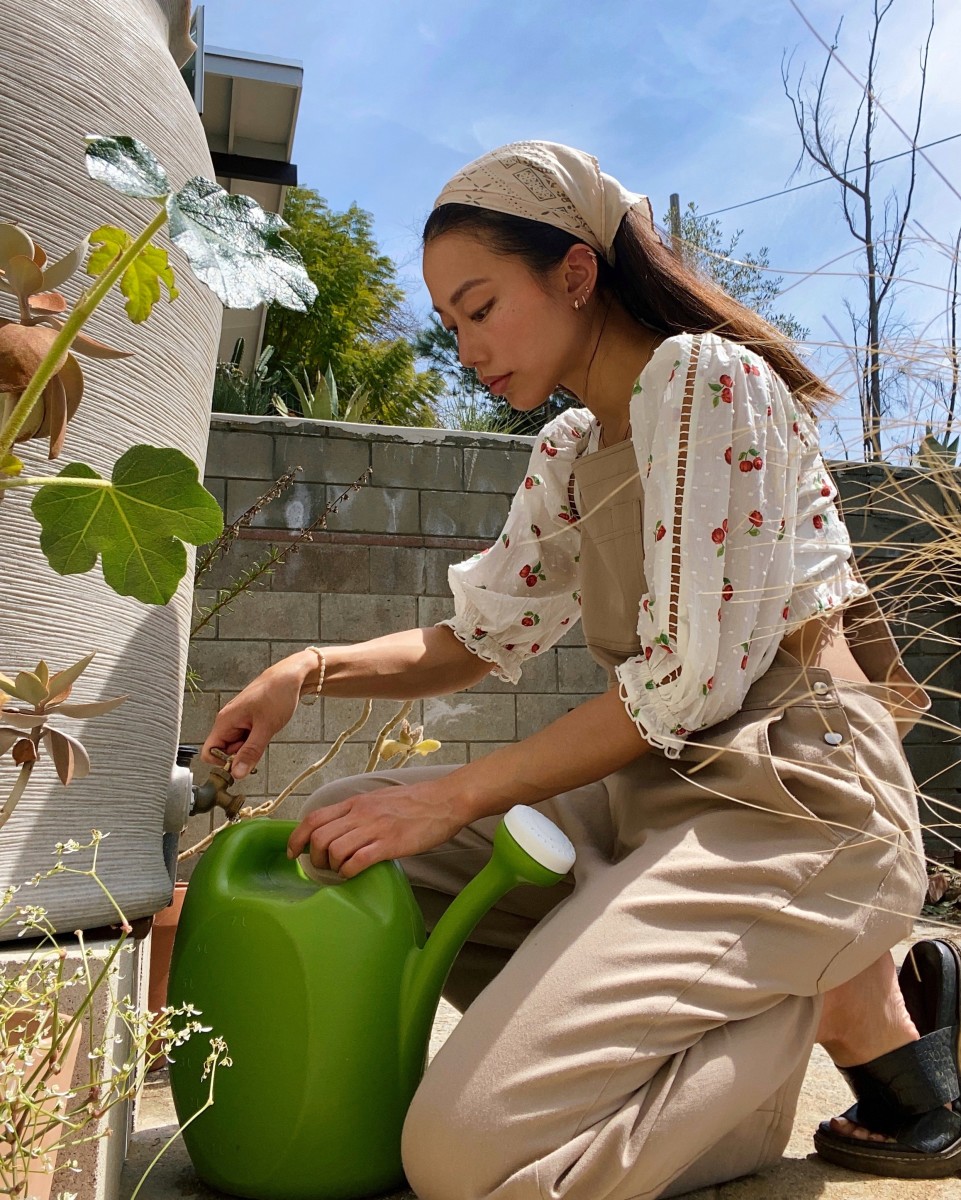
[0,1013,83,1200]
[146,880,189,1068]
[0,1,221,936]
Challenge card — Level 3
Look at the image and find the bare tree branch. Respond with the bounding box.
[876,2,933,306]
[784,0,936,460]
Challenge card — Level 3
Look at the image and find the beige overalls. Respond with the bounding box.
[303,438,930,1200]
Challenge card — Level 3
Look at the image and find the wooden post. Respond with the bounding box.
[669,193,682,260]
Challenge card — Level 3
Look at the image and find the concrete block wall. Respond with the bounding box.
[179,416,607,874]
[179,416,961,871]
[831,464,961,858]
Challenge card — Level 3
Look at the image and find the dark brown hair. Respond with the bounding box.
[423,204,830,408]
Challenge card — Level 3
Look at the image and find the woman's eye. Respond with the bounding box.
[470,302,492,322]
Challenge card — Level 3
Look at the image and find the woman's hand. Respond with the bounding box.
[288,779,467,879]
[200,650,315,779]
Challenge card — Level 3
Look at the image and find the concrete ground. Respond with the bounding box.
[120,925,960,1200]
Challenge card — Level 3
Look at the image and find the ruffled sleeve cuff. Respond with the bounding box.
[786,564,870,629]
[436,611,526,685]
[614,657,691,759]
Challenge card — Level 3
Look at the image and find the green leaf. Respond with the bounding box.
[87,227,179,323]
[84,135,171,199]
[31,446,224,605]
[1,452,24,477]
[87,224,131,275]
[166,177,318,311]
[14,671,46,707]
[46,652,96,701]
[0,222,34,266]
[120,242,179,323]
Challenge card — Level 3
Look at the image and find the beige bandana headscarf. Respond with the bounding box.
[432,140,654,264]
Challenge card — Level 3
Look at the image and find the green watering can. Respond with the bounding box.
[166,807,575,1200]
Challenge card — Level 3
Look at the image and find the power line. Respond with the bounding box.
[701,130,961,219]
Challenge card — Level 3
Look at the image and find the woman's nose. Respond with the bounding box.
[456,329,481,370]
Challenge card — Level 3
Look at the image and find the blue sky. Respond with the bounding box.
[204,0,961,457]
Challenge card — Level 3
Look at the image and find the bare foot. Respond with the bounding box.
[817,952,921,1143]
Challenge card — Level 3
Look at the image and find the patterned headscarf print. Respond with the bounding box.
[432,141,654,264]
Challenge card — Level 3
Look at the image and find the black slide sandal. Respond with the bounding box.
[813,938,961,1178]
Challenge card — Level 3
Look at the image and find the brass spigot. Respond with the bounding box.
[190,748,252,820]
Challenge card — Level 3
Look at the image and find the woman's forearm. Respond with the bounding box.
[293,625,493,700]
[444,688,652,824]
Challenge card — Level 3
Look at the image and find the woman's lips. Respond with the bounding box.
[485,373,512,396]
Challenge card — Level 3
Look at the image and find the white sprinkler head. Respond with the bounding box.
[503,806,576,875]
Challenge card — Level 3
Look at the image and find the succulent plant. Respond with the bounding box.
[0,221,130,459]
[0,653,125,787]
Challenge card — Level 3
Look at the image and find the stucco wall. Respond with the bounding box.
[180,415,961,867]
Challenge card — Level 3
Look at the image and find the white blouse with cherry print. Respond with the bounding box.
[439,332,867,758]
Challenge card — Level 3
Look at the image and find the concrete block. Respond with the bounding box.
[325,485,421,535]
[179,690,221,745]
[418,595,455,626]
[274,431,370,483]
[423,693,515,741]
[516,694,596,740]
[369,545,426,596]
[268,741,373,797]
[189,640,271,692]
[225,479,328,530]
[412,742,467,768]
[917,789,961,836]
[274,543,370,594]
[556,620,588,649]
[196,536,276,593]
[892,615,960,659]
[906,742,961,789]
[206,429,276,479]
[321,593,417,641]
[218,590,320,641]
[323,697,424,744]
[927,694,961,727]
[516,651,560,693]
[463,446,531,493]
[204,477,226,508]
[421,491,508,540]
[278,701,329,746]
[557,647,609,694]
[191,588,219,639]
[372,442,463,491]
[426,547,472,595]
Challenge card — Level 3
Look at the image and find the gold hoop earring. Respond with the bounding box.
[573,297,581,311]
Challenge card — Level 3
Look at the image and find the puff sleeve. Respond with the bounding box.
[436,408,592,683]
[616,332,803,756]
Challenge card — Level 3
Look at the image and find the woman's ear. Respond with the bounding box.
[562,243,599,308]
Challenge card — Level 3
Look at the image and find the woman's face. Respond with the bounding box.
[423,231,580,411]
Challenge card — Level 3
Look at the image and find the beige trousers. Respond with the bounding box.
[301,440,929,1199]
[303,660,926,1200]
